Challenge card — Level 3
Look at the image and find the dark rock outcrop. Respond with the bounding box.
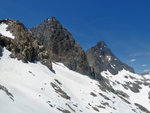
[0,84,14,101]
[134,103,150,113]
[30,17,92,76]
[86,41,134,75]
[0,45,2,57]
[0,19,52,70]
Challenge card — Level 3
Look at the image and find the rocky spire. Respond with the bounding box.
[96,41,106,47]
[30,17,93,76]
[86,41,134,75]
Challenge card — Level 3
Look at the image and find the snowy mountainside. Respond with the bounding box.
[0,18,150,113]
[0,48,150,113]
[101,70,150,113]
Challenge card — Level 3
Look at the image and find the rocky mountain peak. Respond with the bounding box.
[30,17,93,76]
[96,41,106,48]
[86,41,134,75]
[46,16,58,22]
[0,18,135,80]
[43,16,62,29]
[95,41,113,55]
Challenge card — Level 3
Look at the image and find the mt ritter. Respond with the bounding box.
[0,17,150,113]
[30,17,91,76]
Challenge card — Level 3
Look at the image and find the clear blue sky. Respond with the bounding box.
[1,0,150,73]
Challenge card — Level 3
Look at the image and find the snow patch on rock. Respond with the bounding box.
[0,23,15,39]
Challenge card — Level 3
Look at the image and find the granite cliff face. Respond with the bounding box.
[86,41,134,75]
[30,17,92,76]
[0,19,52,70]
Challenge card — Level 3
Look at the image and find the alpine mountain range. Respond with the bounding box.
[0,17,150,113]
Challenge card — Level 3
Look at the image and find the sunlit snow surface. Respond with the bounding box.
[0,23,15,39]
[0,48,149,113]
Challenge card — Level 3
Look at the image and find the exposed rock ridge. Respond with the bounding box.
[0,18,134,79]
[0,19,52,70]
[30,16,93,76]
[86,41,134,75]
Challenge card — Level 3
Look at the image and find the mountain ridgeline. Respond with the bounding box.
[30,17,134,76]
[2,17,150,113]
[0,17,134,81]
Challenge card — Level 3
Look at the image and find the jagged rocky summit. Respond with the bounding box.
[0,19,52,70]
[1,17,150,113]
[0,17,134,80]
[86,41,134,75]
[30,16,93,76]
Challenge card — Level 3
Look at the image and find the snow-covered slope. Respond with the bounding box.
[0,48,150,113]
[101,70,150,113]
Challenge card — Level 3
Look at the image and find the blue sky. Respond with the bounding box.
[0,0,150,73]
